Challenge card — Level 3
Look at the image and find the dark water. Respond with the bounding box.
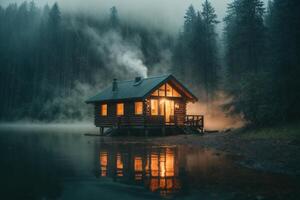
[0,125,299,200]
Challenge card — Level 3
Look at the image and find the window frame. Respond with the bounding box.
[116,103,124,116]
[151,83,182,98]
[150,99,159,116]
[159,99,165,116]
[135,101,143,115]
[101,104,108,116]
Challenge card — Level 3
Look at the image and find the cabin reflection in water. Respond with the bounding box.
[98,145,180,196]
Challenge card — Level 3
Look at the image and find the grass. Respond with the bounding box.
[239,122,300,140]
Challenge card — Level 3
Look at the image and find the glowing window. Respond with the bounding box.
[158,85,166,96]
[159,99,165,115]
[166,84,173,97]
[173,89,181,97]
[151,90,159,96]
[116,103,124,116]
[151,99,158,115]
[135,102,143,115]
[152,83,182,97]
[101,104,107,116]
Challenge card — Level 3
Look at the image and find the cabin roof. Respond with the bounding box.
[85,74,198,103]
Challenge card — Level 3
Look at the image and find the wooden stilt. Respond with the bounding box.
[162,126,166,136]
[100,127,104,135]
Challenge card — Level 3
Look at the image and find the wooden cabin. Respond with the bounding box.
[86,74,203,135]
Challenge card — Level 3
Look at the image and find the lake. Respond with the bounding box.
[0,124,299,200]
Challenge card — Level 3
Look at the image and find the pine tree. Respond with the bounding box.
[173,5,197,83]
[184,5,197,34]
[48,3,61,30]
[224,0,265,81]
[267,0,300,120]
[201,0,219,104]
[109,6,119,29]
[173,2,220,104]
[223,0,267,124]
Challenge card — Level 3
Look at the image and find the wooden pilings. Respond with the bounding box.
[100,127,104,135]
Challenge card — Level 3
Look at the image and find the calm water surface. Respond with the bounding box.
[0,125,299,200]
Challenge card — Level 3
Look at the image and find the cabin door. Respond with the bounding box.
[165,100,174,124]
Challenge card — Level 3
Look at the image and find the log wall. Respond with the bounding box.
[94,98,187,127]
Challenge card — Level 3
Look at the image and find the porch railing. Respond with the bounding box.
[114,115,204,128]
[184,115,204,128]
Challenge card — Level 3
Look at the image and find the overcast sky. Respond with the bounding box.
[0,0,268,33]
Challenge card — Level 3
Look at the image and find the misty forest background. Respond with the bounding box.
[0,0,299,127]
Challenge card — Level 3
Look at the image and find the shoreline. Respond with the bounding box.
[151,132,300,176]
[1,123,299,175]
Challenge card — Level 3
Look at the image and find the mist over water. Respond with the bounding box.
[1,127,298,199]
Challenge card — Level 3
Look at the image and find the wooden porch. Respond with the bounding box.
[99,114,204,135]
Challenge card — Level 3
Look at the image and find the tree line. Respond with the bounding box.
[223,0,300,125]
[0,1,173,121]
[172,0,219,106]
[0,0,299,126]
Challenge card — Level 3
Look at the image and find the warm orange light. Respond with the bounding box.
[152,83,181,97]
[101,104,107,116]
[151,99,158,116]
[135,102,143,115]
[134,156,143,172]
[158,85,166,96]
[149,178,159,191]
[151,90,159,96]
[116,153,123,177]
[173,89,181,97]
[166,84,172,97]
[151,154,159,176]
[116,103,124,116]
[160,178,166,188]
[166,149,174,177]
[166,179,173,189]
[100,151,108,177]
[159,99,165,115]
[160,98,166,103]
[160,152,166,177]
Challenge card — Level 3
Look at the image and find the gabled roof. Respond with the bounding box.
[85,74,198,103]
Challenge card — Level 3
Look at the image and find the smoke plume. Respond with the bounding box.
[85,27,148,78]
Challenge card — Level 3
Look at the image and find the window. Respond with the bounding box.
[150,99,158,115]
[158,85,166,96]
[173,89,181,97]
[151,90,159,96]
[159,99,165,115]
[135,102,143,115]
[166,84,172,97]
[151,83,182,97]
[116,103,124,116]
[101,104,107,116]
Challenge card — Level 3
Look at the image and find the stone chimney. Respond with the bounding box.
[112,78,118,91]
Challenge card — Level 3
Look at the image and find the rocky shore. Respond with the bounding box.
[151,131,300,176]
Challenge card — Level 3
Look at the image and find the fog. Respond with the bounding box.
[0,0,234,33]
[0,0,268,128]
[187,92,245,130]
[0,0,269,33]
